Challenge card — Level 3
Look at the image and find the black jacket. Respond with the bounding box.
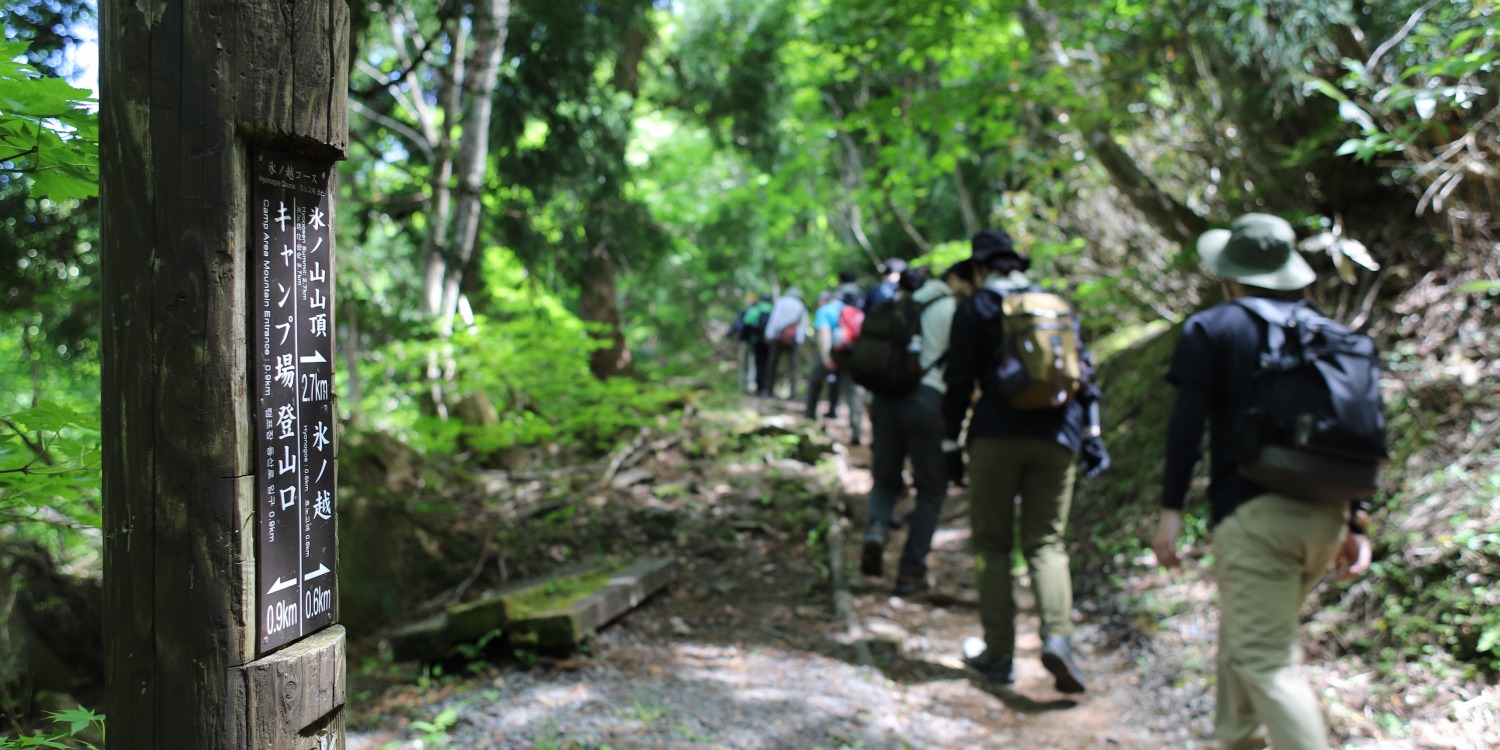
[1162,296,1370,527]
[942,273,1094,453]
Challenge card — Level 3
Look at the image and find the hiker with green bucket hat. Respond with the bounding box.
[1153,213,1377,750]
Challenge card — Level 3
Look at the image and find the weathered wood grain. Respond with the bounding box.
[241,626,346,748]
[100,0,157,742]
[328,0,350,154]
[293,0,332,145]
[102,0,350,747]
[238,0,295,139]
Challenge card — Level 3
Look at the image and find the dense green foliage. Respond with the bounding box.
[2,0,1499,735]
[345,247,687,454]
[1,2,101,585]
[0,40,96,202]
[0,402,99,557]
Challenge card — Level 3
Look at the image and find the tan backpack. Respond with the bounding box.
[994,291,1082,410]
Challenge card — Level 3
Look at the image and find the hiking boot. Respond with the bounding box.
[963,651,1016,685]
[893,573,933,597]
[860,538,884,577]
[1041,635,1087,694]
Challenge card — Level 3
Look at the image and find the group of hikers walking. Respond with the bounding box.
[730,216,1384,750]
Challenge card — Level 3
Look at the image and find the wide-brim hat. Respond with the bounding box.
[942,260,974,282]
[970,229,1030,271]
[1196,213,1315,291]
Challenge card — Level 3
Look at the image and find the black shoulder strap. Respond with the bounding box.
[905,293,950,374]
[1232,297,1304,369]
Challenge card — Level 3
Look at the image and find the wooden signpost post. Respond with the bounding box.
[101,1,350,747]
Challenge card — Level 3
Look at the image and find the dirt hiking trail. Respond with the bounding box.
[347,396,1491,750]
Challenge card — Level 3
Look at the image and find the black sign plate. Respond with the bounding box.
[250,148,337,654]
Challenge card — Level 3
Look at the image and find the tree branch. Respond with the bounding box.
[348,0,461,100]
[883,184,932,255]
[1087,128,1209,246]
[954,164,978,237]
[348,99,434,162]
[1366,0,1442,73]
[0,147,38,163]
[1,418,54,468]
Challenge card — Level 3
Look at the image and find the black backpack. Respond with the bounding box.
[1234,297,1388,503]
[737,301,772,342]
[846,296,942,397]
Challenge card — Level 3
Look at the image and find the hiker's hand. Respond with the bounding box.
[1079,435,1110,479]
[1333,532,1371,580]
[942,440,965,487]
[1151,509,1183,569]
[824,356,836,372]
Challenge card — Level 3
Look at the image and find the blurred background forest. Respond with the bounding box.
[1,0,1497,743]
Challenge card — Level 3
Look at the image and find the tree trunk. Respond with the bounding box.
[613,26,651,96]
[579,239,632,378]
[571,15,653,380]
[419,15,462,318]
[341,301,364,430]
[407,2,509,415]
[823,92,883,270]
[436,0,510,330]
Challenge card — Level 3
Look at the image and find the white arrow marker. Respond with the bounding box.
[304,563,330,582]
[300,350,327,364]
[267,577,297,595]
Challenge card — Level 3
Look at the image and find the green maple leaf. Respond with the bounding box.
[0,42,99,200]
[46,706,105,735]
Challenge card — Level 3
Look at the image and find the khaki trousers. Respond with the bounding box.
[1214,493,1347,750]
[968,437,1077,658]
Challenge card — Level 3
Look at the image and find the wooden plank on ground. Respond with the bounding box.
[503,557,678,652]
[390,558,677,661]
[445,596,508,644]
[389,614,452,664]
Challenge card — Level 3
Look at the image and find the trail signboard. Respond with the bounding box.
[250,148,338,654]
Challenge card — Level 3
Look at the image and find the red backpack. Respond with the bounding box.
[832,304,864,352]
